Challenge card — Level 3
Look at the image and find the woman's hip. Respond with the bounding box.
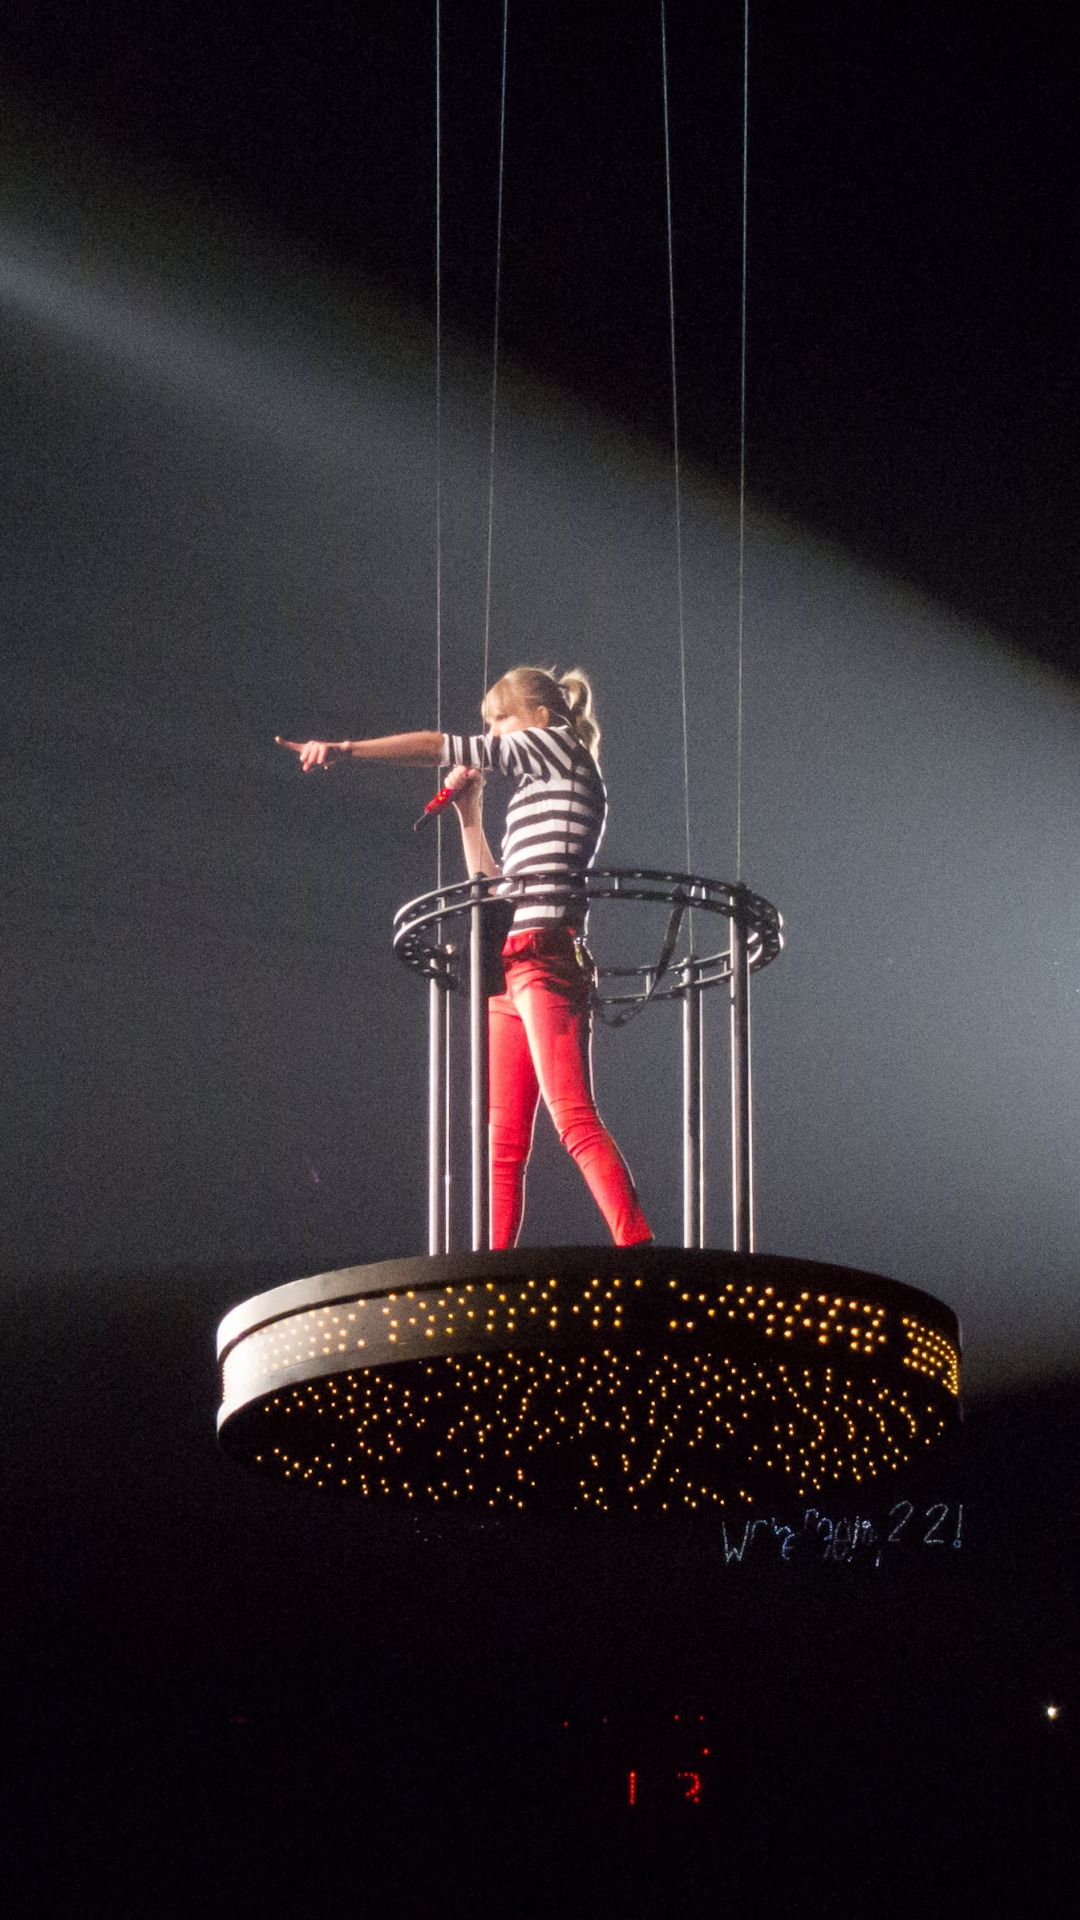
[501,924,594,999]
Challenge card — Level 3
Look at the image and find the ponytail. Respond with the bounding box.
[483,664,602,764]
[556,668,600,762]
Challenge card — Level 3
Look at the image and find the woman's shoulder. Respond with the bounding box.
[534,723,604,781]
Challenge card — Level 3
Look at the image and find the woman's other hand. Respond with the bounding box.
[445,765,483,818]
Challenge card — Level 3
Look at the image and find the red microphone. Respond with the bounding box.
[413,783,458,831]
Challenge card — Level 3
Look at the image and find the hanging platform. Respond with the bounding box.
[217,870,962,1507]
[216,1247,961,1513]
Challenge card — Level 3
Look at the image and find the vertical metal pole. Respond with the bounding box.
[469,887,490,1250]
[443,979,452,1254]
[427,973,445,1255]
[682,957,703,1248]
[730,889,754,1253]
[697,970,706,1244]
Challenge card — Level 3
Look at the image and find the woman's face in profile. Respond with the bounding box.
[485,692,550,737]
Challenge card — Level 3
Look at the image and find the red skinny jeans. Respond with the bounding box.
[488,927,652,1249]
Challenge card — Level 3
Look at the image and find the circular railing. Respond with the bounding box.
[392,866,783,1011]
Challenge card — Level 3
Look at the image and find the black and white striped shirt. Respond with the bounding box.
[442,719,607,931]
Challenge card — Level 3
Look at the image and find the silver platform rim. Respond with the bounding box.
[216,1246,962,1363]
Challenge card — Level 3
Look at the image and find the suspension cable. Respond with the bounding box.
[481,0,510,715]
[434,0,444,887]
[735,0,750,879]
[660,2,693,888]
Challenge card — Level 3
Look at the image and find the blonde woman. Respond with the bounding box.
[286,667,652,1248]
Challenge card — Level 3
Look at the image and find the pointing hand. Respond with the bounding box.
[276,737,351,771]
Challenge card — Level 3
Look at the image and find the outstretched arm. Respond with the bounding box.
[277,732,499,876]
[278,731,445,771]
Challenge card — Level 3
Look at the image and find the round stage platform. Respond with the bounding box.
[216,1249,961,1513]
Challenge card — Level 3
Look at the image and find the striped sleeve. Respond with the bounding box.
[443,727,573,781]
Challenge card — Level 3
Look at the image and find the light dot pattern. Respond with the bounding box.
[218,1254,961,1513]
[902,1316,960,1397]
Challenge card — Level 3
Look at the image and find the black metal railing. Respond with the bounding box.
[392,867,782,1259]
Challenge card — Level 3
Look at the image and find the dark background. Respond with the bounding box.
[0,0,1074,662]
[1,3,1079,1912]
[5,1265,1079,1917]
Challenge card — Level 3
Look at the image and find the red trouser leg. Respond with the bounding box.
[488,987,541,1249]
[489,945,653,1248]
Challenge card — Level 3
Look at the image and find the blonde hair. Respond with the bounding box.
[483,665,601,763]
